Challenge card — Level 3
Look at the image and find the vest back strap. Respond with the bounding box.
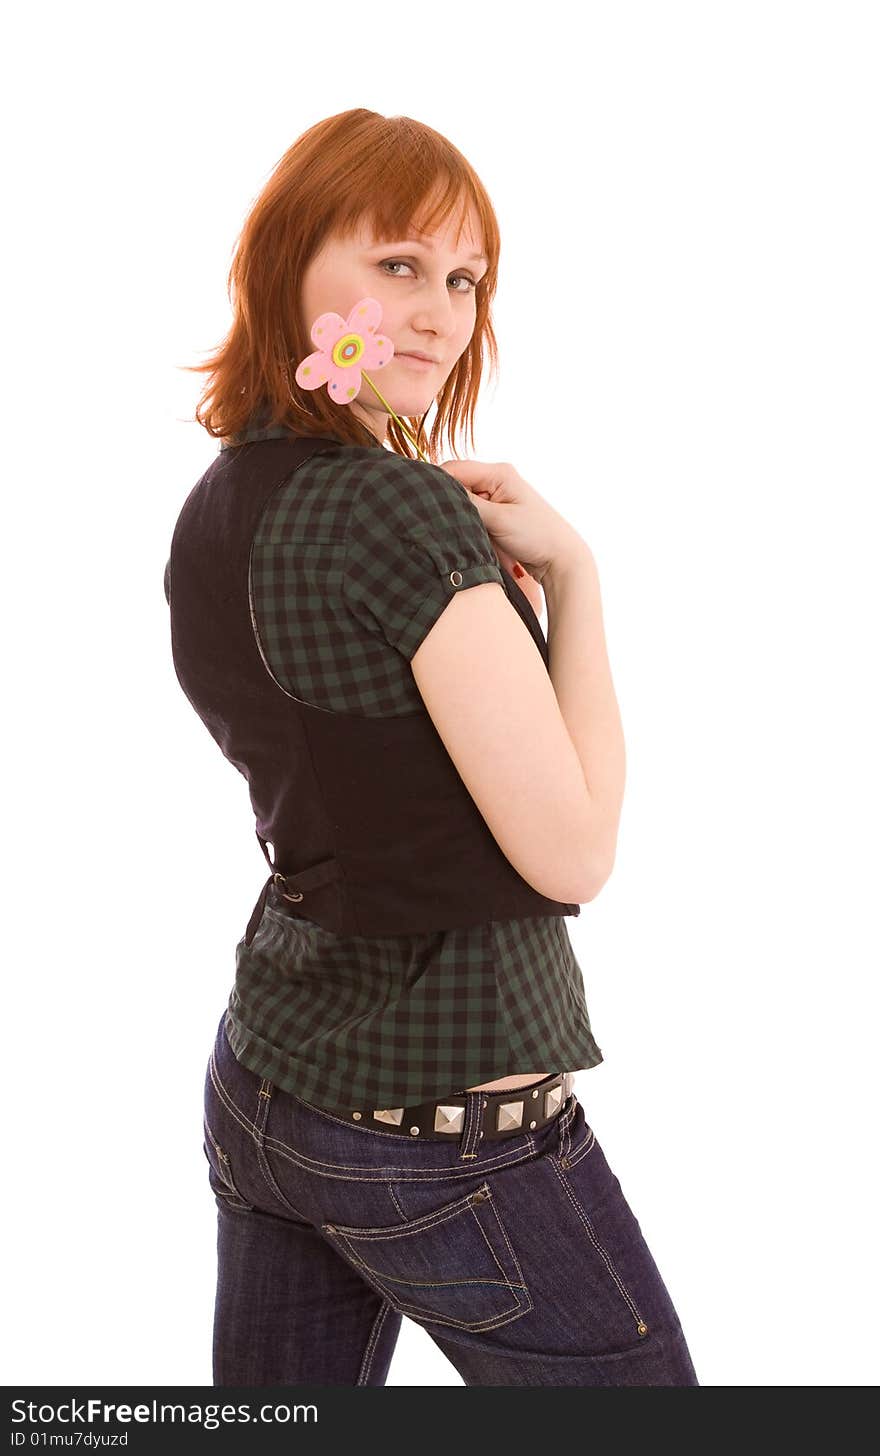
[244,833,342,948]
[255,831,341,899]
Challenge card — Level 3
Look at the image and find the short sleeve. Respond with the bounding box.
[343,454,505,661]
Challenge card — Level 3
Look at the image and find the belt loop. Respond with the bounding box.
[458,1091,485,1160]
[254,1078,273,1138]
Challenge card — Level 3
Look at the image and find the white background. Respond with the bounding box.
[4,0,878,1388]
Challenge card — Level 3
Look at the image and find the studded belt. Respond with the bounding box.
[319,1071,575,1141]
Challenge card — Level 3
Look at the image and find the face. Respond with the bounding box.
[299,205,487,444]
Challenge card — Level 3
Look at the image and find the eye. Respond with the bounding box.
[379,259,478,294]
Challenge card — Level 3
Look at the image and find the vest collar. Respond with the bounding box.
[219,411,386,454]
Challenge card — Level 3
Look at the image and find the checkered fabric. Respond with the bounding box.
[171,427,603,1106]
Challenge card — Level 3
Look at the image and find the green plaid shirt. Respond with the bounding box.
[212,427,603,1108]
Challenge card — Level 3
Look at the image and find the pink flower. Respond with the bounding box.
[294,296,394,406]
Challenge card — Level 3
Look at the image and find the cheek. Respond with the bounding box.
[372,291,400,338]
[451,328,474,365]
[459,306,478,345]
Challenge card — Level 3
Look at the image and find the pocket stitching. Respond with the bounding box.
[321,1183,533,1332]
[209,1052,261,1139]
[264,1131,540,1184]
[549,1155,649,1338]
[207,1053,313,1220]
[566,1127,596,1169]
[203,1119,254,1211]
[323,1181,491,1239]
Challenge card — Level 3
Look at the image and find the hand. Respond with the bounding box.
[472,490,543,616]
[439,458,585,587]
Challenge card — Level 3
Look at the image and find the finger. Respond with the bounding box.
[438,461,473,490]
[439,459,494,483]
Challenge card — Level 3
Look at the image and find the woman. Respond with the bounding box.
[166,108,699,1386]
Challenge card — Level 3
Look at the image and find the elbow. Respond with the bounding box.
[568,795,622,903]
[520,812,619,905]
[575,845,617,904]
[576,812,621,902]
[530,853,613,906]
[578,866,612,903]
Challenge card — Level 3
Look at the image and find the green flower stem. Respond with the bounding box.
[361,371,429,462]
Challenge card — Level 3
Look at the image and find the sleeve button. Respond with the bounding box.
[449,570,463,587]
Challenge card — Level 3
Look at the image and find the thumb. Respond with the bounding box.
[439,458,489,487]
[438,458,468,481]
[439,461,491,513]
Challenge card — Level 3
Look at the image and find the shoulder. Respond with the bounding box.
[345,450,482,540]
[253,443,482,549]
[252,445,380,541]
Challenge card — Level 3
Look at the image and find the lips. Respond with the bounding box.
[398,351,439,364]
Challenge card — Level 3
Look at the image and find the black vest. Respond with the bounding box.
[167,433,580,942]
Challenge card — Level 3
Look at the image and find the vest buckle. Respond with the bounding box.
[272,871,303,903]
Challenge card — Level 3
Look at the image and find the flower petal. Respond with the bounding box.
[327,362,362,406]
[309,311,347,352]
[360,331,394,370]
[294,349,332,390]
[347,296,383,336]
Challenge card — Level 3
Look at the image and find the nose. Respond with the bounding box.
[408,283,458,340]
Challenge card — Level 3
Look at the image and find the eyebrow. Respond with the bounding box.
[377,238,488,267]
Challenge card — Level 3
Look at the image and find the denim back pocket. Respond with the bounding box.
[321,1180,533,1333]
[203,1117,255,1213]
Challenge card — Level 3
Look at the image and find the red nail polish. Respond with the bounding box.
[513,563,525,578]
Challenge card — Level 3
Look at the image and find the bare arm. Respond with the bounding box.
[543,543,626,891]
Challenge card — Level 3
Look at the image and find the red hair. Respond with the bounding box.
[180,109,502,464]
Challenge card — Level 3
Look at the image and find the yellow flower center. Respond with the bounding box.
[331,333,365,369]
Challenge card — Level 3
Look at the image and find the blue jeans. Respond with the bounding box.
[204,1010,699,1386]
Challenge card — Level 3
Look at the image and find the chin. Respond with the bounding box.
[376,394,433,417]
